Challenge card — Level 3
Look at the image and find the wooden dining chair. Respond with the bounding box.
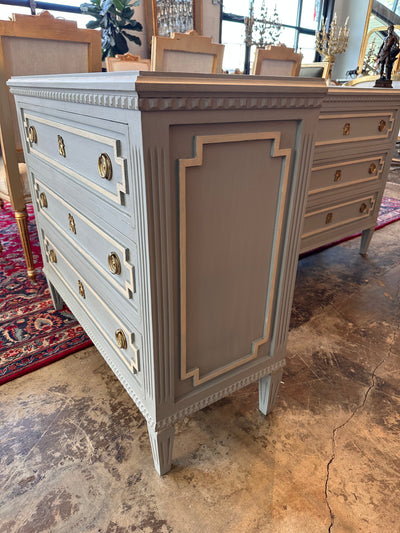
[252,44,303,76]
[299,61,331,81]
[106,53,151,72]
[0,11,101,280]
[151,30,224,73]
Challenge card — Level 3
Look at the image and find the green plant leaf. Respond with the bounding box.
[80,4,101,15]
[120,7,134,19]
[86,20,101,28]
[101,0,114,15]
[113,0,124,11]
[115,32,129,54]
[80,2,94,9]
[123,32,141,45]
[124,21,143,31]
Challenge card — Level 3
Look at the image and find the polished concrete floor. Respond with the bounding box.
[1,180,400,533]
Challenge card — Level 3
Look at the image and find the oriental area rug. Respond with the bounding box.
[2,196,400,385]
[0,201,92,385]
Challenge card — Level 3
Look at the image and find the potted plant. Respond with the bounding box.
[80,0,143,59]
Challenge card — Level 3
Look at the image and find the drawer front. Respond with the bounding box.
[302,194,377,239]
[28,159,134,237]
[309,156,385,194]
[23,109,131,211]
[41,229,141,375]
[33,177,137,305]
[315,112,394,146]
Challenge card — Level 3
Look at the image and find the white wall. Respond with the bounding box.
[126,2,148,57]
[202,0,221,43]
[332,0,370,80]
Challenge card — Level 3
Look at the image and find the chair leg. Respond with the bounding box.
[0,197,4,209]
[14,208,36,280]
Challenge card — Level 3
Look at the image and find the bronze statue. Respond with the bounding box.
[377,24,399,81]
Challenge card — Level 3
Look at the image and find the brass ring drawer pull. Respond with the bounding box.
[108,252,121,275]
[378,120,386,132]
[49,249,57,263]
[98,153,113,180]
[39,192,48,208]
[326,212,333,224]
[28,125,37,144]
[359,202,368,214]
[343,123,351,136]
[115,329,127,349]
[368,163,377,174]
[58,135,66,157]
[334,169,342,182]
[78,280,85,299]
[68,213,76,234]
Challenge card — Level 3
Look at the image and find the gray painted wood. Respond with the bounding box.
[300,87,400,255]
[9,72,327,474]
[259,368,283,416]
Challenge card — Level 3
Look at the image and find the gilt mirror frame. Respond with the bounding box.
[357,0,400,75]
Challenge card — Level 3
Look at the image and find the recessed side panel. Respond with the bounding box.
[179,132,291,387]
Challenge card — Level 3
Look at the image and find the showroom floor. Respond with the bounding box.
[1,177,400,533]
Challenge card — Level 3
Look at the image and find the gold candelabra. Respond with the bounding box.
[245,0,281,48]
[362,38,378,76]
[315,13,349,78]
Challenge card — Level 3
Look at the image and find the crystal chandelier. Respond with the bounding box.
[156,0,194,37]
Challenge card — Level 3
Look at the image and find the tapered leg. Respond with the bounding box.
[360,227,375,255]
[14,208,36,280]
[259,368,283,416]
[147,423,175,475]
[0,197,4,209]
[48,281,64,311]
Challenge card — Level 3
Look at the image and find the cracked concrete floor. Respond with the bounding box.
[1,185,400,533]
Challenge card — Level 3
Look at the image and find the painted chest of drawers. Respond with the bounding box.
[300,86,400,254]
[9,72,327,474]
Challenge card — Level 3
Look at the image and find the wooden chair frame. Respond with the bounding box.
[252,44,303,76]
[299,61,331,80]
[151,30,224,73]
[0,11,101,279]
[105,53,151,72]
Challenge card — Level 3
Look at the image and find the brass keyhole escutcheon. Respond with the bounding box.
[115,329,127,349]
[108,252,121,275]
[359,202,368,214]
[78,280,85,299]
[369,163,377,174]
[68,213,76,234]
[378,120,386,132]
[98,153,113,180]
[28,125,37,144]
[343,123,351,136]
[326,212,333,224]
[49,249,57,263]
[39,192,48,208]
[334,169,342,182]
[58,135,66,157]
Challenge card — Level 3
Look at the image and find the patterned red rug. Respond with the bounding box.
[2,196,400,386]
[0,201,92,385]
